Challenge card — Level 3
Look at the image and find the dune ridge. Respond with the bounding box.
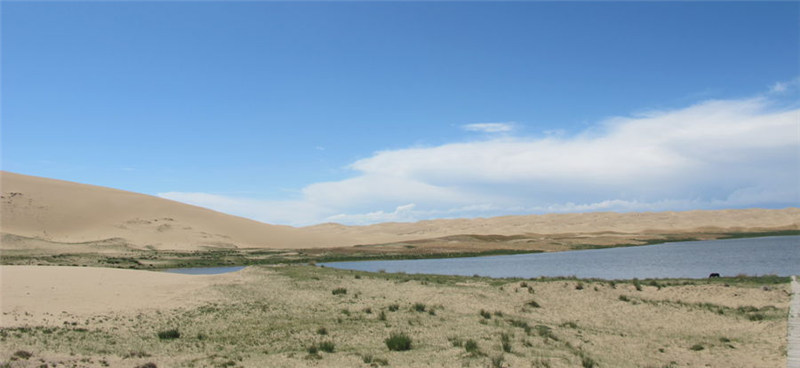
[2,171,798,251]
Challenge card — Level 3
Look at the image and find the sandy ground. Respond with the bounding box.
[0,265,790,368]
[2,171,798,252]
[0,266,239,327]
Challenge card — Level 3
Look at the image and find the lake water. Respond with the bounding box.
[321,236,800,279]
[163,266,246,275]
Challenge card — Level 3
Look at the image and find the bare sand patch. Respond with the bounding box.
[0,266,235,327]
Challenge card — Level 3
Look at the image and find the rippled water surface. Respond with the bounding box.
[322,236,800,279]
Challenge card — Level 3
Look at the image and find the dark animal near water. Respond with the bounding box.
[709,273,720,278]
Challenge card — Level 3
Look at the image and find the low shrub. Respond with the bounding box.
[319,340,335,353]
[480,309,491,319]
[413,303,426,312]
[388,304,400,312]
[526,300,541,308]
[332,288,347,295]
[12,351,32,360]
[561,321,579,329]
[490,354,505,368]
[500,333,512,353]
[690,344,704,351]
[618,295,630,302]
[581,354,597,368]
[464,339,480,354]
[157,329,180,340]
[385,332,412,351]
[317,327,328,335]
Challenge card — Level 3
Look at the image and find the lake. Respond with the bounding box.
[163,266,246,275]
[321,236,800,279]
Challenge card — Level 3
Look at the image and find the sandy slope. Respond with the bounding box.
[1,171,798,251]
[0,171,353,250]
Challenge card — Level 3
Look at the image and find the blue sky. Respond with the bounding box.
[2,2,798,225]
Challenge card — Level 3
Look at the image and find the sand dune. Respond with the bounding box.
[1,171,798,251]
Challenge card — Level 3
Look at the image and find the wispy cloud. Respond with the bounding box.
[462,122,515,133]
[769,76,800,94]
[160,85,799,226]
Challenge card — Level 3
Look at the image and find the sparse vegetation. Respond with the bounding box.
[332,287,347,295]
[0,264,789,367]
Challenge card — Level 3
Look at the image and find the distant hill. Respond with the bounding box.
[2,171,798,251]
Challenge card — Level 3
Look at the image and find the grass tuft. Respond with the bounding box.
[157,329,180,340]
[385,332,412,351]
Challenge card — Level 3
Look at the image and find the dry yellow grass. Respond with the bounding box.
[0,265,790,367]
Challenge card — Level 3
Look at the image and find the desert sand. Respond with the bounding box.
[2,171,798,252]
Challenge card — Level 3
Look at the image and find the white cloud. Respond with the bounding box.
[769,77,800,94]
[160,92,800,226]
[462,122,515,133]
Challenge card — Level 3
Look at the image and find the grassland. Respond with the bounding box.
[0,265,791,368]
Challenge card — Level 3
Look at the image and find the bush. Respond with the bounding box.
[135,364,157,368]
[317,327,328,335]
[480,309,492,319]
[363,355,389,366]
[413,303,426,312]
[500,333,512,353]
[388,304,400,312]
[575,282,584,290]
[385,332,412,351]
[332,288,347,295]
[561,321,579,329]
[618,295,630,302]
[464,339,480,354]
[319,341,335,353]
[526,300,541,308]
[378,310,387,321]
[157,329,180,340]
[690,344,704,351]
[307,344,318,354]
[581,354,597,368]
[490,354,505,368]
[633,278,642,291]
[12,350,32,360]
